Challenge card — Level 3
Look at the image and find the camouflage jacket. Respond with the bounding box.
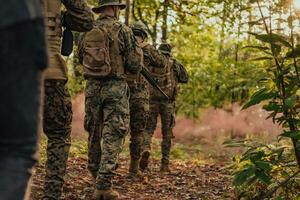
[143,43,167,69]
[0,0,43,28]
[61,0,94,32]
[149,54,188,102]
[44,0,93,80]
[126,42,167,87]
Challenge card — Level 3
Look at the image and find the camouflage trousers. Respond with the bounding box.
[84,79,130,190]
[144,100,175,165]
[128,84,149,161]
[43,80,72,200]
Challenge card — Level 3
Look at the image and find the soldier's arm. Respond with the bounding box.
[62,0,94,32]
[143,45,167,68]
[119,25,143,74]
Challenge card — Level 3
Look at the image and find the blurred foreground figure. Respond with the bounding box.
[42,0,93,199]
[0,0,47,199]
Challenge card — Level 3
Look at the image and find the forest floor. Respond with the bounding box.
[30,138,235,200]
[30,98,283,199]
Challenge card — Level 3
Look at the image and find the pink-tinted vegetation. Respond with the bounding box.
[71,94,282,143]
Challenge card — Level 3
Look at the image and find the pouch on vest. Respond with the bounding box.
[82,26,111,78]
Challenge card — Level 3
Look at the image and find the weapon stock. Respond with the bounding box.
[141,67,170,100]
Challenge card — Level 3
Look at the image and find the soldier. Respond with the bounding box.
[143,43,189,172]
[0,1,47,199]
[127,21,167,177]
[78,0,142,199]
[42,0,93,199]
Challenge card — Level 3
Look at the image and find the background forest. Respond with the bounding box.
[34,0,300,199]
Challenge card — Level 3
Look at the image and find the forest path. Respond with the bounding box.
[31,156,233,200]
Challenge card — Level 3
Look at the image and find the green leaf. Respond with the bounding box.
[280,131,300,139]
[285,95,297,109]
[233,166,255,186]
[242,88,278,109]
[251,56,273,61]
[263,102,281,112]
[255,170,272,185]
[254,161,272,171]
[249,151,266,162]
[242,45,269,51]
[248,32,292,47]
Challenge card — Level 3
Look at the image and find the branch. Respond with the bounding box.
[260,170,300,199]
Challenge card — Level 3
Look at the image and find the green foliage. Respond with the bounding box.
[171,21,267,117]
[231,0,300,198]
[67,73,85,98]
[66,48,85,98]
[226,139,300,199]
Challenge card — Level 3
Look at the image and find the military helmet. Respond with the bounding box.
[92,0,126,13]
[159,43,173,55]
[131,21,148,37]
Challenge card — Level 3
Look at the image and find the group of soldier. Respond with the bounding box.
[0,0,188,200]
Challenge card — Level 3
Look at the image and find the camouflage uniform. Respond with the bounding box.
[78,2,142,196]
[42,0,93,199]
[127,21,167,176]
[0,1,47,199]
[144,43,188,171]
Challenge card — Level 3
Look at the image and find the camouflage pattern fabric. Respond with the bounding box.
[62,0,94,32]
[144,101,175,165]
[84,79,130,189]
[142,44,167,69]
[80,14,142,191]
[43,80,72,200]
[128,84,149,161]
[42,0,92,199]
[126,41,167,168]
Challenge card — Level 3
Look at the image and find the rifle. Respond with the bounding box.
[140,67,170,100]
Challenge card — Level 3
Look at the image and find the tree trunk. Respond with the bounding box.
[218,2,226,61]
[162,0,169,42]
[125,0,130,25]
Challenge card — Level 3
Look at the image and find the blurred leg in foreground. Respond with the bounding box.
[0,17,47,200]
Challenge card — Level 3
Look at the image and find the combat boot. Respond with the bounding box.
[128,158,142,179]
[93,188,119,200]
[160,163,171,173]
[139,150,150,171]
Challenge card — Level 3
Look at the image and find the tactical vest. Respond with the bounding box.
[43,0,67,80]
[126,42,148,86]
[82,19,125,79]
[149,57,176,101]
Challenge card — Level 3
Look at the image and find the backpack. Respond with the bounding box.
[173,59,189,84]
[81,25,112,78]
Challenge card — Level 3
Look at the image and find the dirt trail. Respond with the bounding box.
[37,94,282,200]
[31,157,232,200]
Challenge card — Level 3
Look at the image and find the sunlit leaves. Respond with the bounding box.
[242,88,278,109]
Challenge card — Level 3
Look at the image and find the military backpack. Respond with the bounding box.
[81,20,124,78]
